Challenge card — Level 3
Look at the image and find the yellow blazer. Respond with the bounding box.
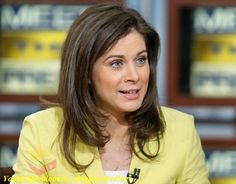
[10,107,210,184]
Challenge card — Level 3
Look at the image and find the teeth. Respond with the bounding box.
[124,90,137,94]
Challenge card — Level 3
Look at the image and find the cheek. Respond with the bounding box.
[96,72,116,86]
[142,67,150,83]
[93,71,120,95]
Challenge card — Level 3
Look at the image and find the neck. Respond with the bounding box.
[104,114,130,139]
[99,115,132,171]
[97,108,133,171]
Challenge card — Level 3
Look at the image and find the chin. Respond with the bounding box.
[121,103,142,113]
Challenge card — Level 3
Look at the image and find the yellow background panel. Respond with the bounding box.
[0,31,67,60]
[192,34,236,63]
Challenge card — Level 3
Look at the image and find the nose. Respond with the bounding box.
[124,62,139,83]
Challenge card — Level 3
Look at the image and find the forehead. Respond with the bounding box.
[103,30,146,56]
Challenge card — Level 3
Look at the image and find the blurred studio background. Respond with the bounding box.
[0,0,236,183]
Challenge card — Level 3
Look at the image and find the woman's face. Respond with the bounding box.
[92,30,150,117]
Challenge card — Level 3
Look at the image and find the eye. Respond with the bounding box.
[109,60,123,68]
[136,56,147,66]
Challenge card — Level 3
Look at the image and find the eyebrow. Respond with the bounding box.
[105,50,147,61]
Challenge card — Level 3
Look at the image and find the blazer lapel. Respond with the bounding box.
[128,138,164,184]
[128,150,152,184]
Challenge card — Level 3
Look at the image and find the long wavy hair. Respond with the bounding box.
[57,3,165,172]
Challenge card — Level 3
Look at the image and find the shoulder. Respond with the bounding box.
[24,107,63,127]
[21,107,63,140]
[160,106,195,141]
[161,106,194,128]
[161,106,193,122]
[25,106,63,122]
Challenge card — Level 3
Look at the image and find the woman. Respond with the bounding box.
[10,3,209,184]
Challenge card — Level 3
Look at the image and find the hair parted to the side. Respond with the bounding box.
[57,3,165,172]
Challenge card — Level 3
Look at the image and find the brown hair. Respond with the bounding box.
[57,3,165,172]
